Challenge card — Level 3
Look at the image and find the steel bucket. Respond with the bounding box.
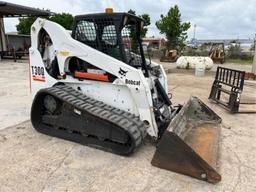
[151,96,221,183]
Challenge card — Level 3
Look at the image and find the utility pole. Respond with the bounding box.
[193,24,196,40]
[192,24,196,47]
[252,33,256,76]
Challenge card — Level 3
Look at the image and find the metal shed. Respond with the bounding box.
[0,1,51,60]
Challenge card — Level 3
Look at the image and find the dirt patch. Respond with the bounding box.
[0,134,7,142]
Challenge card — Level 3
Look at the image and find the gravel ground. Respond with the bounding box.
[0,60,255,192]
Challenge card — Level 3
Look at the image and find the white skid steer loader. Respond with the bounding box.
[29,10,222,183]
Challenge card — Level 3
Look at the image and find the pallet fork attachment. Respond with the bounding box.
[152,97,222,183]
[209,66,256,113]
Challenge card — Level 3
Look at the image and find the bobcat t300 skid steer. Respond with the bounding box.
[30,9,222,183]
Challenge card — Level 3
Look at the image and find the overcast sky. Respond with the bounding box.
[4,0,256,40]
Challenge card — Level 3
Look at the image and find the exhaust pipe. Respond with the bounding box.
[151,96,221,183]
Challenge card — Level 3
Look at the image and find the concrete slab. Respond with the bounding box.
[0,60,255,191]
[0,60,31,130]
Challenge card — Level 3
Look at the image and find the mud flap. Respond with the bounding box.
[151,96,222,183]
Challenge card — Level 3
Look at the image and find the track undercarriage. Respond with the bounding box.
[31,85,147,155]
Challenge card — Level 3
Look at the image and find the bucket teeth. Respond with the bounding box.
[151,96,222,183]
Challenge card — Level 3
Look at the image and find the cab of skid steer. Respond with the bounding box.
[71,12,149,77]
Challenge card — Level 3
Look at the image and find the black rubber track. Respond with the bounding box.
[31,85,147,155]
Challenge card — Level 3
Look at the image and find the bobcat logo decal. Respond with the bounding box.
[118,67,128,77]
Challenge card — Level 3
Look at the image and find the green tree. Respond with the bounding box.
[16,13,74,35]
[49,13,73,30]
[127,9,151,51]
[140,14,150,37]
[16,16,38,35]
[156,5,190,52]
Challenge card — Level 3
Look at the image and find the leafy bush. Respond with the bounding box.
[227,43,253,60]
[227,43,242,59]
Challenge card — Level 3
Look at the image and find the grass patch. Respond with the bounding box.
[225,58,253,64]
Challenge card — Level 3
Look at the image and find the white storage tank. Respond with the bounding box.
[176,56,214,70]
